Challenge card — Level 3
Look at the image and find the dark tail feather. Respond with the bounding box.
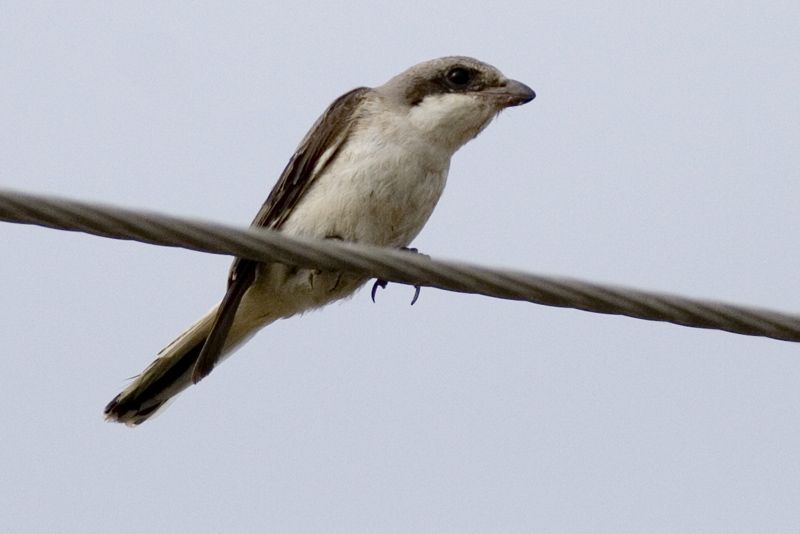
[104,307,218,426]
[104,340,204,425]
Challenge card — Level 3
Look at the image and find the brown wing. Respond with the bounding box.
[191,87,372,383]
[250,86,372,230]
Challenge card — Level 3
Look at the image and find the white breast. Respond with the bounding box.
[281,108,452,249]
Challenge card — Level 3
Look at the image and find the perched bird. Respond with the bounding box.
[105,56,535,425]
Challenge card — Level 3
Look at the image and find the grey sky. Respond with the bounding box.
[1,1,799,532]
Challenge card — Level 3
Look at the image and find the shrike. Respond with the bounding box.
[105,56,535,425]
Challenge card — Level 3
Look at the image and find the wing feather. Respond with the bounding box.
[191,87,372,383]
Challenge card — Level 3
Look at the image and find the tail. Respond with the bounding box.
[104,307,217,426]
[105,266,360,426]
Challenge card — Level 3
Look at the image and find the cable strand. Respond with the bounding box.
[1,188,798,343]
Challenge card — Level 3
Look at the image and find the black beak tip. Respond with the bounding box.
[503,79,536,106]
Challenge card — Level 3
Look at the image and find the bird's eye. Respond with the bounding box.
[445,67,472,89]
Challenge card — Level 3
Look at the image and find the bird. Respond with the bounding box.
[104,56,535,425]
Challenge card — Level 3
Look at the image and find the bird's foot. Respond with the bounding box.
[370,247,425,305]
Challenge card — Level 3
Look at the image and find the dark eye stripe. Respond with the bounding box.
[441,66,486,94]
[404,65,493,106]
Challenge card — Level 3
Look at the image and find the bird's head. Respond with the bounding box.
[379,56,535,151]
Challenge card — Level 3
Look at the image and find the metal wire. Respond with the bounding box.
[1,188,799,343]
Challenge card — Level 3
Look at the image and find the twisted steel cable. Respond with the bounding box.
[1,188,799,343]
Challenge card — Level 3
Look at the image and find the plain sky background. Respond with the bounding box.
[1,1,799,532]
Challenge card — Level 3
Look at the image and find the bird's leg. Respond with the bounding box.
[371,247,425,305]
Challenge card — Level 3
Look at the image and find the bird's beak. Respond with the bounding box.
[484,79,536,108]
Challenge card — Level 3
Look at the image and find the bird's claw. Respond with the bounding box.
[410,284,421,306]
[370,247,426,305]
[371,279,388,303]
[370,279,421,305]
